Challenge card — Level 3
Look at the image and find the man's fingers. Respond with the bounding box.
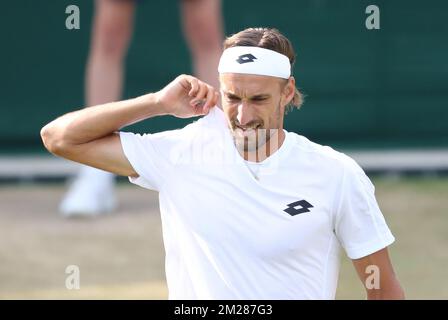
[195,81,208,101]
[203,86,216,112]
[190,81,209,108]
[182,75,218,115]
[188,78,199,97]
[213,91,220,107]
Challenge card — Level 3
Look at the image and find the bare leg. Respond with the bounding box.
[180,0,224,90]
[86,0,135,106]
[60,0,135,216]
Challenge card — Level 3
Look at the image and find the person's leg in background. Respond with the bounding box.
[60,0,136,217]
[180,0,224,90]
[62,0,223,217]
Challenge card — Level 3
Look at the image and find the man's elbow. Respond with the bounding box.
[40,123,69,156]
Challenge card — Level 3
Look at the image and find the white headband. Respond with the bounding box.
[218,46,291,79]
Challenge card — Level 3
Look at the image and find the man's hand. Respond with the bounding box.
[155,74,219,118]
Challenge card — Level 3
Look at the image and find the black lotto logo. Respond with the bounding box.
[284,200,314,216]
[236,54,257,64]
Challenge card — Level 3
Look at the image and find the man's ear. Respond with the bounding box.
[281,77,295,107]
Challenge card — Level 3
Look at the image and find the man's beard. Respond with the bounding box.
[232,127,271,152]
[230,122,281,161]
[228,103,282,159]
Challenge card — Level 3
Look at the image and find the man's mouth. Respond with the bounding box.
[234,122,262,131]
[237,125,260,131]
[234,125,262,138]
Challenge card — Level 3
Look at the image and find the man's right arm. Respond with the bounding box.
[40,75,219,177]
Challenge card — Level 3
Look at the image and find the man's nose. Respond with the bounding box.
[236,102,253,127]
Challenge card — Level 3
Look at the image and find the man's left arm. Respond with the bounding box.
[352,247,405,300]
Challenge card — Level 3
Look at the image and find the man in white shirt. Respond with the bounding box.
[41,27,404,299]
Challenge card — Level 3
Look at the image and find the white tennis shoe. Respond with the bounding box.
[59,166,116,217]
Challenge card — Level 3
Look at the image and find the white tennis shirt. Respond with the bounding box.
[119,107,395,300]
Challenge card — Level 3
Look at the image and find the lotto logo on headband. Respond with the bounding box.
[218,46,291,79]
[236,54,257,64]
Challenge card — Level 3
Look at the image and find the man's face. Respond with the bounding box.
[219,73,294,153]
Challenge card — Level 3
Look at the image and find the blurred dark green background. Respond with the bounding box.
[1,0,447,153]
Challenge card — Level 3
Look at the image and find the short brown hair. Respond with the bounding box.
[223,27,304,111]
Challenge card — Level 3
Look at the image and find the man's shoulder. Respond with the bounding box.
[287,131,362,173]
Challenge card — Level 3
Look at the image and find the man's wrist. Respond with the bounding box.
[136,93,169,117]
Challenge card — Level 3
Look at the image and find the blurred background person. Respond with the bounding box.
[60,0,224,217]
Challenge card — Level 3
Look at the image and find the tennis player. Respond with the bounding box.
[41,28,404,299]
